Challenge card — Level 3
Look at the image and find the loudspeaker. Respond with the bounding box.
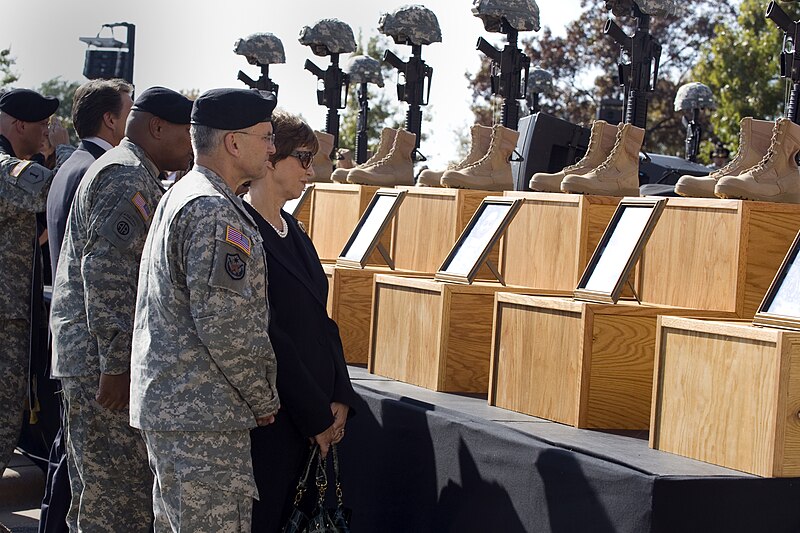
[83,49,131,81]
[511,113,591,191]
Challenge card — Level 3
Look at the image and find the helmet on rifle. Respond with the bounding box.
[344,55,385,87]
[605,0,680,18]
[674,82,716,112]
[298,18,357,56]
[472,0,541,33]
[233,33,286,65]
[378,5,442,46]
[527,68,553,95]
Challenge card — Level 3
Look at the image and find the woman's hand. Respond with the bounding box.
[331,402,349,444]
[313,424,338,458]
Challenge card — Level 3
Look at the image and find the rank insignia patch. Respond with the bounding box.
[225,226,251,256]
[225,253,246,280]
[131,191,151,221]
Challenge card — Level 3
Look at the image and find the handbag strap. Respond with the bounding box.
[293,444,319,507]
[332,444,344,508]
[315,450,329,509]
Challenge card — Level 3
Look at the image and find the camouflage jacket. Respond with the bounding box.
[129,166,279,432]
[50,139,164,377]
[0,137,54,321]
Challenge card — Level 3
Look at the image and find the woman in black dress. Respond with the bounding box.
[243,110,359,532]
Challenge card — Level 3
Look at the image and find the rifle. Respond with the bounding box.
[383,44,432,159]
[767,1,800,123]
[355,82,369,164]
[684,110,702,162]
[305,54,350,155]
[476,19,531,130]
[604,3,661,129]
[237,64,279,96]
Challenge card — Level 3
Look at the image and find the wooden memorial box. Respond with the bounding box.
[307,183,380,262]
[283,184,314,230]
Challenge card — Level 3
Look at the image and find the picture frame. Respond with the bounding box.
[282,183,314,216]
[336,188,406,269]
[573,197,667,304]
[753,229,800,331]
[435,197,523,285]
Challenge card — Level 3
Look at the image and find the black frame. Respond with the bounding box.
[282,183,314,216]
[753,229,800,331]
[336,188,406,269]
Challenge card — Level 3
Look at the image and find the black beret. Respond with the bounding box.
[191,88,277,130]
[131,86,193,124]
[0,88,59,122]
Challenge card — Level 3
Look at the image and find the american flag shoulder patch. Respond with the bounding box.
[10,160,31,177]
[130,191,151,221]
[226,225,251,256]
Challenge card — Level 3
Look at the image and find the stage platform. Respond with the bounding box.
[341,366,800,533]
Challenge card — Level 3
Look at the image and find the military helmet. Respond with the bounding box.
[378,5,442,46]
[674,82,716,112]
[298,18,357,56]
[527,68,553,95]
[605,0,680,18]
[472,0,541,33]
[344,55,385,87]
[233,33,286,65]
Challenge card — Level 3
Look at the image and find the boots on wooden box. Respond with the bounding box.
[332,127,397,183]
[347,129,416,186]
[417,124,493,187]
[310,131,334,182]
[440,125,519,191]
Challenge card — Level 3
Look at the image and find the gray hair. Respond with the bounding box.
[190,124,227,155]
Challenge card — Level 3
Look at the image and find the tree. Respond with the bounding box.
[692,0,800,157]
[467,0,735,156]
[37,77,82,145]
[0,48,19,88]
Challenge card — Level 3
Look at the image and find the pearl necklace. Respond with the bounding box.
[267,214,288,238]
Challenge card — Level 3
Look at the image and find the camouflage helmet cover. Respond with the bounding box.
[674,82,716,112]
[298,18,357,56]
[527,67,553,95]
[472,0,541,33]
[378,5,443,46]
[605,0,680,18]
[344,55,385,87]
[233,33,286,65]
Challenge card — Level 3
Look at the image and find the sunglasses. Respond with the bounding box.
[290,150,314,169]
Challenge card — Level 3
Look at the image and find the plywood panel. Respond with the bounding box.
[780,340,800,476]
[309,184,378,261]
[329,268,375,364]
[440,290,497,392]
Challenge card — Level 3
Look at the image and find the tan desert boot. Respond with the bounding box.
[331,127,397,183]
[529,119,618,193]
[675,117,773,198]
[336,148,355,169]
[440,125,520,191]
[417,124,493,187]
[310,131,335,182]
[715,118,800,203]
[560,123,644,197]
[347,129,416,186]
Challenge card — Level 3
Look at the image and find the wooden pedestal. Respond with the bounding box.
[369,275,554,393]
[308,183,379,261]
[650,317,800,477]
[638,198,800,318]
[489,294,732,429]
[322,265,425,365]
[292,189,312,230]
[500,192,620,289]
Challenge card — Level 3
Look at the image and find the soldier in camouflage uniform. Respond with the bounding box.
[130,88,280,532]
[49,86,193,532]
[0,88,60,475]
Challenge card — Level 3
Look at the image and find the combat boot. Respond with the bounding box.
[715,118,800,203]
[529,119,618,193]
[347,129,416,186]
[336,148,355,170]
[310,131,335,182]
[440,125,520,191]
[331,127,397,183]
[560,123,644,197]
[417,124,493,187]
[674,117,773,198]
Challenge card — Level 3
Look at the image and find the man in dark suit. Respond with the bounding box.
[40,78,133,533]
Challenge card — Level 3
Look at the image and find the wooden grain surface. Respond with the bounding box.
[308,184,378,261]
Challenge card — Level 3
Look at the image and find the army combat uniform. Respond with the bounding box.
[0,138,54,473]
[130,165,279,533]
[50,139,160,531]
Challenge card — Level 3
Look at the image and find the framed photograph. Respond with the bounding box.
[435,197,523,285]
[573,197,667,304]
[753,230,800,330]
[282,183,314,216]
[336,188,406,269]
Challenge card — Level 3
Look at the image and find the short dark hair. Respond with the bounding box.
[269,109,319,165]
[72,79,133,139]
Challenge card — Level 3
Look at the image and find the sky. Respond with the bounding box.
[4,0,580,167]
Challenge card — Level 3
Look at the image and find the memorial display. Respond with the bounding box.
[337,189,406,269]
[754,229,800,330]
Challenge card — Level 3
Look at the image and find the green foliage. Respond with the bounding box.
[692,0,800,156]
[37,77,82,145]
[0,48,19,88]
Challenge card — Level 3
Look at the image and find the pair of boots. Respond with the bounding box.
[310,131,335,182]
[529,120,645,197]
[331,128,417,186]
[417,124,520,191]
[675,117,800,203]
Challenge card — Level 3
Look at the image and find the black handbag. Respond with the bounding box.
[282,444,351,533]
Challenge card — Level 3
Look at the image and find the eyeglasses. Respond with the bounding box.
[232,131,276,146]
[290,150,314,169]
